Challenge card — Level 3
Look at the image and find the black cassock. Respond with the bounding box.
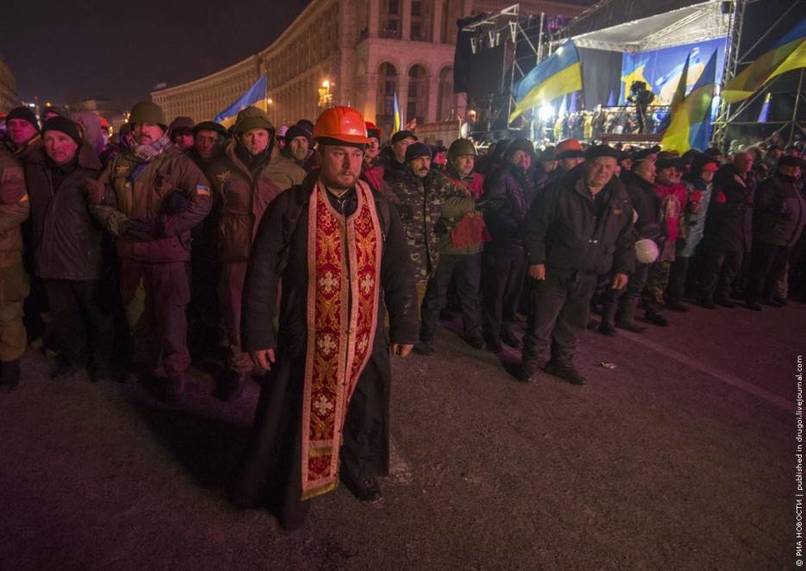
[229,181,418,528]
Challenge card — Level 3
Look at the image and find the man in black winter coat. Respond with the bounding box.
[480,137,534,352]
[519,145,635,385]
[24,117,115,381]
[699,151,755,308]
[745,156,805,309]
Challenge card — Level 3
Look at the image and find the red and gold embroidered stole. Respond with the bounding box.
[301,180,382,500]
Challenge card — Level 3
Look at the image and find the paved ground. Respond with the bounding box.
[0,300,800,570]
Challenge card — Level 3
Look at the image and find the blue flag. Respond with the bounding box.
[661,50,718,153]
[757,93,772,123]
[510,41,582,122]
[214,75,268,125]
[393,92,401,133]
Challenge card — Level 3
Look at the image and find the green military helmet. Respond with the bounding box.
[448,138,477,160]
[233,106,274,135]
[129,101,166,129]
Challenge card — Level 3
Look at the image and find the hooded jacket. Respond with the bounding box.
[206,141,304,262]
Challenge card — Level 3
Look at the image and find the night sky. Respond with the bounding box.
[1,0,310,108]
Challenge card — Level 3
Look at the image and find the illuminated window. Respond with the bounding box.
[410,0,432,41]
[407,64,428,124]
[380,0,402,39]
[437,66,453,121]
[440,0,462,44]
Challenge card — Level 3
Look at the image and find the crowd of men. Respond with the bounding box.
[0,99,804,528]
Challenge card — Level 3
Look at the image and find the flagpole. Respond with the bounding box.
[789,69,804,145]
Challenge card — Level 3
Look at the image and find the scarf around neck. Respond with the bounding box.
[131,133,172,163]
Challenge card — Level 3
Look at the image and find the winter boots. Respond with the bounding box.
[0,360,21,393]
[615,298,646,333]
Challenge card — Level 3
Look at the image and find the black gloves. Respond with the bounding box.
[162,191,191,215]
[123,218,163,241]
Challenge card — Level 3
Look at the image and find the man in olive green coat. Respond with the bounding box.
[88,101,211,401]
[0,145,30,392]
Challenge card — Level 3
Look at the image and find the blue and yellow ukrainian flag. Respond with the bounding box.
[661,50,718,153]
[214,75,268,127]
[668,52,691,111]
[393,92,401,133]
[509,41,582,122]
[723,20,806,103]
[757,93,772,123]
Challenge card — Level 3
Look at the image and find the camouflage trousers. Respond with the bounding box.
[0,264,29,362]
[643,261,672,309]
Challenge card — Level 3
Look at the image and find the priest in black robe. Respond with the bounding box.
[229,106,418,530]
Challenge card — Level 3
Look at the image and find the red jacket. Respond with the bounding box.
[654,182,687,244]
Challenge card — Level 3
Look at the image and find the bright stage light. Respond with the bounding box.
[539,104,554,121]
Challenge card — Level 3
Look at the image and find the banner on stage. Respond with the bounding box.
[619,38,726,106]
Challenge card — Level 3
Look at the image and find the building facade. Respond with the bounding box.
[151,0,583,138]
[0,57,18,114]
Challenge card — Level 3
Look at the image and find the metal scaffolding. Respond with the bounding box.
[461,3,549,134]
[712,0,805,147]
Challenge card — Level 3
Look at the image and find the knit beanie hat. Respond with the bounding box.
[405,142,432,162]
[284,123,312,143]
[42,117,82,146]
[6,106,39,130]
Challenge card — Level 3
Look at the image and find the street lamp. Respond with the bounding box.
[318,79,334,107]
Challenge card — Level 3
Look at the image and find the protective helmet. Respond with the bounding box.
[168,116,195,135]
[505,137,534,158]
[448,138,477,159]
[556,138,584,159]
[313,106,368,145]
[129,101,166,128]
[233,106,274,135]
[192,120,227,138]
[365,121,382,141]
[635,238,659,264]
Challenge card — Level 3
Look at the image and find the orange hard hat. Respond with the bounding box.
[556,138,584,157]
[313,106,369,145]
[365,121,381,140]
